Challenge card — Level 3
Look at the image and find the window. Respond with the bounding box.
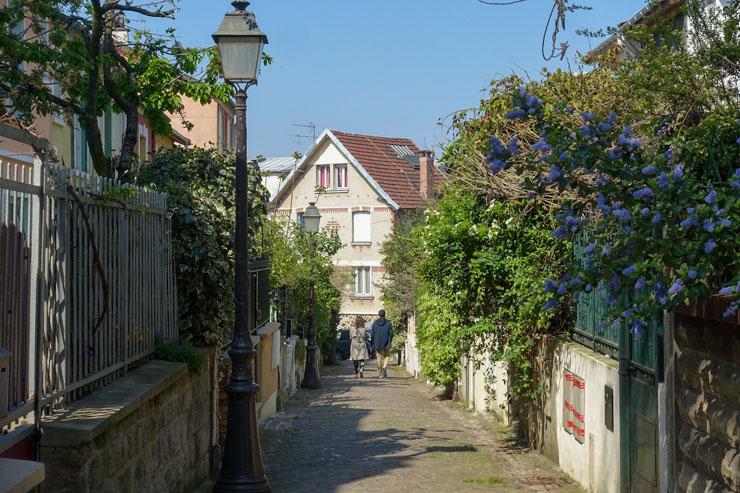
[354,267,372,296]
[352,211,371,243]
[317,165,330,189]
[296,212,304,228]
[335,164,348,189]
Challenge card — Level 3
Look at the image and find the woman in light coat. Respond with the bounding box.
[350,316,370,377]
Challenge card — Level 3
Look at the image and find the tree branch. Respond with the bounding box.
[101,3,175,18]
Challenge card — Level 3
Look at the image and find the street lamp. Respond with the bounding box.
[300,202,322,389]
[212,2,269,492]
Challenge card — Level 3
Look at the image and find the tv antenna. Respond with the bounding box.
[292,122,316,148]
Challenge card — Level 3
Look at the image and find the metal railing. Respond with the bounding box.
[0,158,178,431]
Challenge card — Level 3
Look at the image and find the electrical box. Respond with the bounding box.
[0,349,10,418]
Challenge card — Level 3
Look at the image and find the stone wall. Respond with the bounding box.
[673,299,740,492]
[40,352,217,493]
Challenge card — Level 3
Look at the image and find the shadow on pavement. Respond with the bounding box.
[260,361,478,492]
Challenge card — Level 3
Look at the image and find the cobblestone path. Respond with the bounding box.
[260,361,582,493]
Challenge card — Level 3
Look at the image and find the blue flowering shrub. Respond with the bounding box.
[487,2,740,331]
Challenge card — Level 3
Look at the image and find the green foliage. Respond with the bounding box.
[154,337,205,374]
[129,147,269,345]
[265,218,345,364]
[0,1,232,174]
[380,210,422,326]
[413,185,569,394]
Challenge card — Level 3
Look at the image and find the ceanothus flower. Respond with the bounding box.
[607,111,617,124]
[596,174,610,187]
[525,93,543,114]
[622,265,637,276]
[489,136,507,157]
[673,164,684,181]
[704,238,717,253]
[664,147,673,160]
[667,278,685,296]
[565,215,580,232]
[632,187,653,200]
[585,242,596,254]
[635,277,646,290]
[719,218,732,228]
[724,302,738,319]
[687,269,698,280]
[551,227,566,239]
[580,112,594,122]
[507,136,520,156]
[505,109,526,120]
[585,283,593,293]
[705,190,716,205]
[618,126,640,152]
[612,208,632,223]
[580,125,595,139]
[544,279,558,293]
[543,299,558,310]
[640,207,650,217]
[651,213,662,224]
[680,215,699,229]
[703,219,715,232]
[621,308,636,318]
[630,319,647,335]
[641,165,659,175]
[601,245,611,256]
[557,283,568,296]
[489,159,506,174]
[719,285,735,296]
[657,173,669,189]
[533,139,551,153]
[607,147,622,161]
[546,166,562,183]
[596,121,612,133]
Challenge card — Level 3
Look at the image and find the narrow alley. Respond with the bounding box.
[260,363,582,493]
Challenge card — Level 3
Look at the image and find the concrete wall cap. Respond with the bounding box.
[41,360,187,448]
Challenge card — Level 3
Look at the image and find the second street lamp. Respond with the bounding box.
[212,2,270,492]
[301,202,322,389]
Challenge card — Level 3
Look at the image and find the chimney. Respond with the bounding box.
[419,150,434,200]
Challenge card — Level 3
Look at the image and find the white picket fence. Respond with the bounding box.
[0,157,178,430]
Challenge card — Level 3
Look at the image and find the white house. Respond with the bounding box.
[271,129,445,327]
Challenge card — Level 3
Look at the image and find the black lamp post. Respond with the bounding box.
[212,2,269,492]
[300,202,322,389]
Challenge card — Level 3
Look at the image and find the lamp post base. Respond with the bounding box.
[301,344,321,389]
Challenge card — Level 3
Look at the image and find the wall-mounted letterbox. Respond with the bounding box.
[605,385,614,432]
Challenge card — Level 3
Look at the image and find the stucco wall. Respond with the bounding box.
[455,337,621,493]
[274,138,394,316]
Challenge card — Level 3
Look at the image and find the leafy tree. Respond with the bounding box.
[265,218,345,364]
[379,210,422,327]
[129,147,269,345]
[0,0,231,175]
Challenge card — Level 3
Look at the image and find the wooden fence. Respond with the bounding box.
[0,158,177,430]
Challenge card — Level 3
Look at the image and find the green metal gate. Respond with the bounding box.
[574,235,661,493]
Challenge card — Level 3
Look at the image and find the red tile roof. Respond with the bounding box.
[331,130,446,209]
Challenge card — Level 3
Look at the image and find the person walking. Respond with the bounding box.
[350,316,369,377]
[371,310,393,378]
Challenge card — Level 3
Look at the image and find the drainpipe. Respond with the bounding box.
[618,324,630,493]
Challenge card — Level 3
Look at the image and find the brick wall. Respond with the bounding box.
[673,298,740,492]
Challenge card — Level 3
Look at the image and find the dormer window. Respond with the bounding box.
[335,164,348,189]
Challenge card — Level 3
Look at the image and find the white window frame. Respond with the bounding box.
[354,267,372,296]
[352,211,371,243]
[335,164,348,189]
[138,123,148,162]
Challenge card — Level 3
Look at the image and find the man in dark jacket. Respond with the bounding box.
[371,310,393,378]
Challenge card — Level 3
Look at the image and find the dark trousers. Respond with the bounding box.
[353,360,365,373]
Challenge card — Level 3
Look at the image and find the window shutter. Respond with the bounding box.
[353,212,371,242]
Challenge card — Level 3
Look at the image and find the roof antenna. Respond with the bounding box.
[292,122,316,148]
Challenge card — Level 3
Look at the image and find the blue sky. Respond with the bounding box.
[149,0,645,157]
